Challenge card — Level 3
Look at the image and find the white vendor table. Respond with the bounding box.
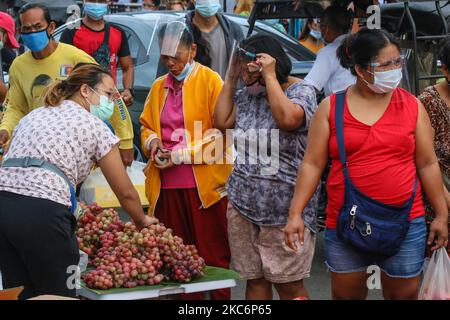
[77,279,237,300]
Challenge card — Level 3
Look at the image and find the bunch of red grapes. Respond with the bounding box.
[76,203,205,290]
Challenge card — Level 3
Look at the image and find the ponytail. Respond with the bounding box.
[336,28,400,76]
[336,33,356,73]
[43,63,112,107]
[44,79,74,107]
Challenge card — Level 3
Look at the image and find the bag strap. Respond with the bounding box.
[334,90,349,178]
[102,23,110,46]
[2,157,77,213]
[334,91,419,204]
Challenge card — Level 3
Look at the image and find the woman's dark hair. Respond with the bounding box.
[158,22,195,51]
[44,63,112,107]
[298,18,313,41]
[240,34,292,84]
[337,28,401,76]
[186,1,195,10]
[186,12,211,67]
[321,5,353,35]
[18,3,52,27]
[438,36,450,68]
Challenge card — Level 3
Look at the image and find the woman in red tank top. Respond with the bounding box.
[285,29,449,300]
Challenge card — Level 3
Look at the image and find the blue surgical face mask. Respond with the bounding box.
[87,87,115,120]
[84,2,109,21]
[172,60,195,81]
[310,29,322,40]
[195,0,221,18]
[21,29,49,52]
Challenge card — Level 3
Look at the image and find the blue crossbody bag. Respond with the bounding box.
[334,91,418,257]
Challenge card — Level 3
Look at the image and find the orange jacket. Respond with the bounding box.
[140,62,232,215]
[300,37,324,54]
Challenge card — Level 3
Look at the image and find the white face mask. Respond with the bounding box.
[363,67,402,94]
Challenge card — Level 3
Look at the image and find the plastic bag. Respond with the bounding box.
[419,247,450,300]
[78,250,89,273]
[79,161,149,208]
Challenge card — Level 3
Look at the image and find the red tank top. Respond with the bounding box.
[326,88,425,230]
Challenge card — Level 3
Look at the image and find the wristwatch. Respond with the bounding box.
[124,88,135,98]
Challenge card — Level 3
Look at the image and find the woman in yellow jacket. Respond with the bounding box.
[299,18,324,54]
[140,21,232,300]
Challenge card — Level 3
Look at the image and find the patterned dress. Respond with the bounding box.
[418,86,450,255]
[0,100,119,207]
[226,80,320,232]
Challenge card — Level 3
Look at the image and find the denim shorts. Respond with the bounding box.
[325,216,426,278]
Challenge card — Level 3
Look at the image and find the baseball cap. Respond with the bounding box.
[0,12,19,49]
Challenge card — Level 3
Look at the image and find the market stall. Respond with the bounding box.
[77,266,238,300]
[73,166,239,300]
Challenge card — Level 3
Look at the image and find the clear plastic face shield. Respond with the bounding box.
[369,54,405,72]
[224,41,239,83]
[239,44,262,86]
[225,41,261,87]
[159,20,188,58]
[362,53,405,93]
[225,40,260,87]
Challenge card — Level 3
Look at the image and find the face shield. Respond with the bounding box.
[159,20,189,58]
[239,44,262,85]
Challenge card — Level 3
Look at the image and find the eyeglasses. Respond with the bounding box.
[236,45,257,62]
[90,86,115,101]
[369,55,405,69]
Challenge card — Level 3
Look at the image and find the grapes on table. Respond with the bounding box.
[76,203,206,290]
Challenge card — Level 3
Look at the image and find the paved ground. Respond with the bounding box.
[231,231,384,300]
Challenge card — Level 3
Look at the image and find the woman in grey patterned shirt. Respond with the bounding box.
[214,34,319,300]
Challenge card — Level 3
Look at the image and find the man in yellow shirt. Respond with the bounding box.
[0,3,134,165]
